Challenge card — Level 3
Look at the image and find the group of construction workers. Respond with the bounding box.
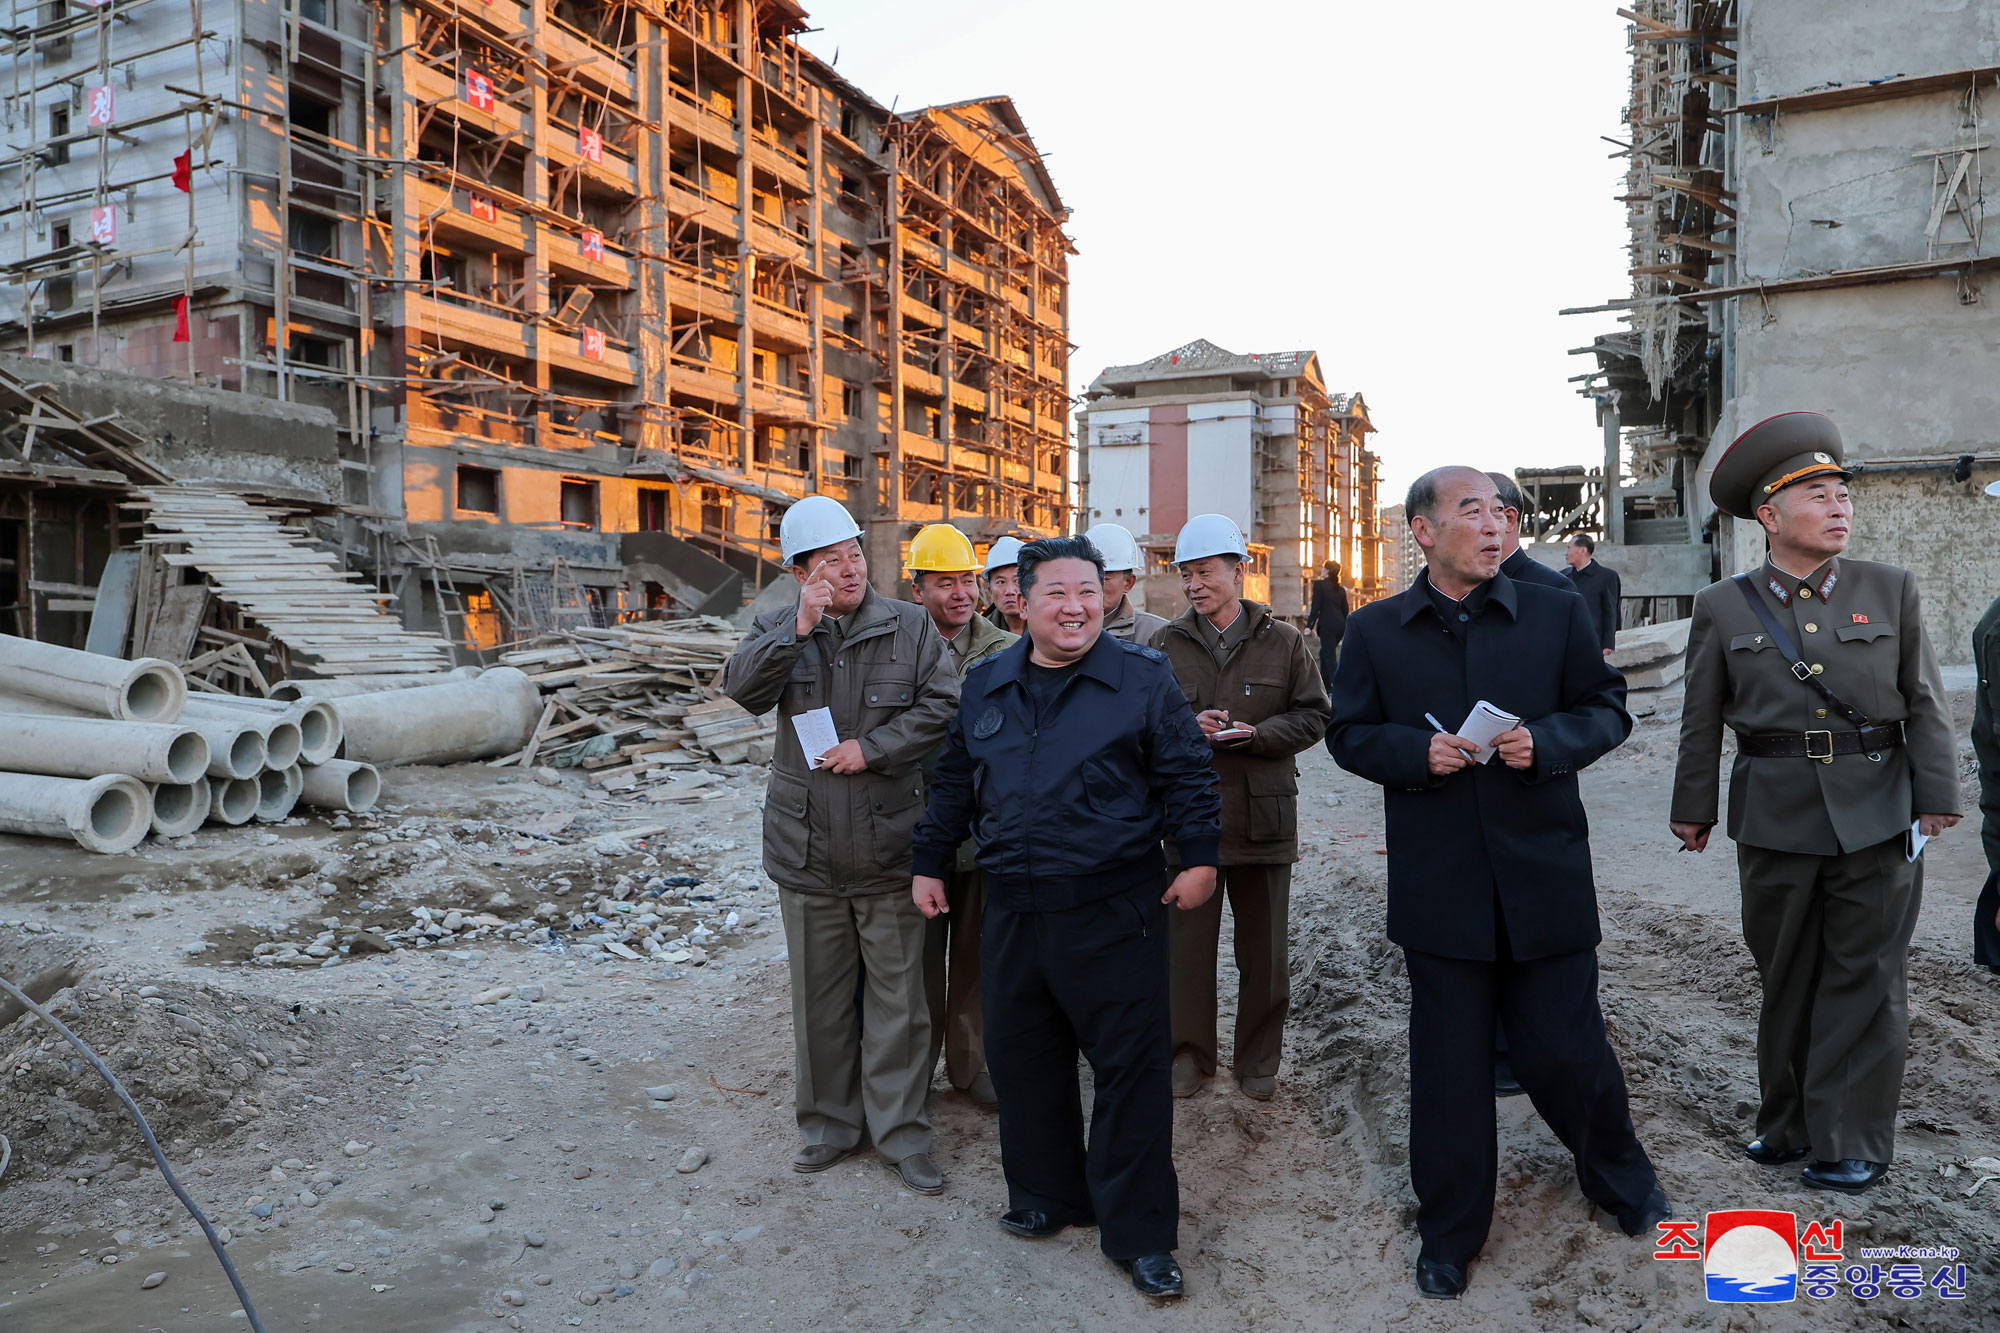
[721,405,1979,1304]
[723,498,1325,1299]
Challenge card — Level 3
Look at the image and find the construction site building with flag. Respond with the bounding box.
[0,0,1075,657]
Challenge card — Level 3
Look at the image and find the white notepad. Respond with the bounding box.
[1456,700,1522,765]
[1907,819,1930,864]
[791,707,841,769]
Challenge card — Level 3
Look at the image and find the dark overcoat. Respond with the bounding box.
[1326,570,1631,961]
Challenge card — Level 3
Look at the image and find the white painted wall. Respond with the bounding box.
[1186,401,1254,534]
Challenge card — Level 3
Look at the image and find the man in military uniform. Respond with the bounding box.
[906,523,1017,1105]
[1085,522,1170,645]
[723,496,961,1194]
[1671,412,1961,1194]
[1972,478,2000,969]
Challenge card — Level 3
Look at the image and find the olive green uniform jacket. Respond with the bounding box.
[724,585,960,895]
[1151,601,1330,864]
[1105,597,1170,647]
[1671,556,1959,853]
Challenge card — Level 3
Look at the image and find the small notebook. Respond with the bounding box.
[1907,819,1930,864]
[791,707,840,769]
[1456,700,1522,765]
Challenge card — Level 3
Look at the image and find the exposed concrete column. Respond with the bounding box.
[1602,398,1625,545]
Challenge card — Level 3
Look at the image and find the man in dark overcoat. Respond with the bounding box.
[1327,466,1667,1300]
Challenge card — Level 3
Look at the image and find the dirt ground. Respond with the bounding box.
[2,693,1998,1332]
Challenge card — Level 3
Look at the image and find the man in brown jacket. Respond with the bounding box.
[1152,513,1330,1100]
[1671,413,1959,1194]
[906,523,1016,1108]
[722,496,961,1195]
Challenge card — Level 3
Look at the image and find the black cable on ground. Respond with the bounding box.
[0,972,266,1332]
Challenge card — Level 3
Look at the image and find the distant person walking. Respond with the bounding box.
[1305,560,1348,689]
[1564,534,1621,655]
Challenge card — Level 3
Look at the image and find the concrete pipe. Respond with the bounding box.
[255,764,303,822]
[273,666,480,701]
[180,717,266,780]
[0,771,151,854]
[299,759,380,814]
[207,776,259,826]
[292,701,342,766]
[148,780,211,838]
[0,713,208,785]
[179,695,309,768]
[0,633,185,722]
[333,666,541,767]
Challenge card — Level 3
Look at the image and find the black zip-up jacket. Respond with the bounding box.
[912,631,1221,911]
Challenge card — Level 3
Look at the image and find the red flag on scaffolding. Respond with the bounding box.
[172,150,193,193]
[172,295,191,343]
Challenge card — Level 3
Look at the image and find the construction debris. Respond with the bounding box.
[492,619,768,790]
[1609,618,1693,718]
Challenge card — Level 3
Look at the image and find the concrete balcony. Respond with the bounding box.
[750,296,812,351]
[669,356,742,405]
[666,90,741,158]
[395,292,533,359]
[403,60,530,141]
[667,267,740,319]
[547,229,636,288]
[546,328,637,385]
[541,18,639,103]
[416,177,531,253]
[545,126,639,196]
[748,136,810,193]
[899,432,946,464]
[750,381,816,421]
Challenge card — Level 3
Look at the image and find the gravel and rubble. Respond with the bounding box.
[1,701,1998,1331]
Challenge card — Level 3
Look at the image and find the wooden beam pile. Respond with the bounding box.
[493,618,769,790]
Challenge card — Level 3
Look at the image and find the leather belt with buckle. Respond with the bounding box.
[1734,721,1905,762]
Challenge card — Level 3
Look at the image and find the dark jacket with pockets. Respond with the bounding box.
[1326,570,1631,961]
[1566,559,1622,653]
[912,631,1221,912]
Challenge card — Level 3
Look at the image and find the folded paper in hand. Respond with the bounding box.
[791,707,841,769]
[1456,700,1521,765]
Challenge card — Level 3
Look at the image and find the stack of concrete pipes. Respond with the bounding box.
[0,633,382,855]
[285,666,541,771]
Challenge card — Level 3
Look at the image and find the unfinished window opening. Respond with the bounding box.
[289,211,337,259]
[841,384,859,419]
[457,465,500,514]
[298,0,329,25]
[44,273,73,312]
[560,478,599,530]
[841,453,862,481]
[289,335,344,369]
[51,220,70,250]
[46,104,68,165]
[290,90,335,139]
[419,250,462,290]
[839,106,858,140]
[765,504,784,545]
[56,343,73,363]
[700,490,726,535]
[638,488,669,532]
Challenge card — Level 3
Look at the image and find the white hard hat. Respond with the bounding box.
[983,535,1024,576]
[779,494,863,564]
[1986,479,2000,499]
[1082,522,1140,573]
[1173,513,1250,565]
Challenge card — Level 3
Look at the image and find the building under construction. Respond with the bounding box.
[0,0,1073,647]
[1570,0,2000,659]
[1075,339,1382,620]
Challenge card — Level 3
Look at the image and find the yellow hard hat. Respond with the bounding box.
[906,523,979,573]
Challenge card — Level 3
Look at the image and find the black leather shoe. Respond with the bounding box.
[1494,1069,1527,1098]
[1118,1253,1185,1298]
[1618,1184,1673,1237]
[1744,1139,1810,1166]
[1802,1158,1888,1193]
[1415,1256,1467,1299]
[999,1209,1075,1239]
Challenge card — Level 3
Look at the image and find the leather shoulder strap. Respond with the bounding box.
[1730,574,1871,727]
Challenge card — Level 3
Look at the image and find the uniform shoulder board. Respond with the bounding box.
[1117,639,1166,662]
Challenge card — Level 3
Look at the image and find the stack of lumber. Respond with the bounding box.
[128,485,456,679]
[492,618,767,789]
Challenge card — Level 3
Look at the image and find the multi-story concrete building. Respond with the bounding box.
[1576,0,2000,660]
[1075,338,1382,619]
[0,0,1072,641]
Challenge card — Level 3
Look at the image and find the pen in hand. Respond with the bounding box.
[1424,712,1475,763]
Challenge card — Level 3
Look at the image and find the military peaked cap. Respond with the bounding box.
[1710,411,1851,519]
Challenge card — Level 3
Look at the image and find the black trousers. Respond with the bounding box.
[1405,945,1657,1267]
[984,879,1178,1260]
[1317,636,1340,691]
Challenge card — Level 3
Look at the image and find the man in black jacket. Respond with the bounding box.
[1305,559,1349,688]
[1489,471,1574,594]
[1327,467,1667,1300]
[913,535,1221,1301]
[1565,534,1622,655]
